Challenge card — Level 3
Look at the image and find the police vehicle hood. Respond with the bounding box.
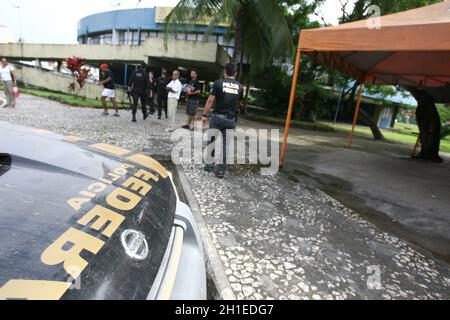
[0,122,177,300]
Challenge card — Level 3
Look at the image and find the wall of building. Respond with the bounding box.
[77,8,234,56]
[14,64,129,103]
[1,39,226,65]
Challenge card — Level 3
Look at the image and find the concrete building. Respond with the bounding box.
[1,7,231,98]
[77,7,235,58]
[0,38,229,83]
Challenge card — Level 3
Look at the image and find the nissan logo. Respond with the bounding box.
[121,229,149,261]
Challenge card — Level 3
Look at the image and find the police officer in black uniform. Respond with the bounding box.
[156,69,171,120]
[202,63,243,179]
[128,63,151,123]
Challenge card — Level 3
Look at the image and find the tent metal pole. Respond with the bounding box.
[412,135,421,157]
[280,34,302,167]
[348,82,364,148]
[334,84,346,127]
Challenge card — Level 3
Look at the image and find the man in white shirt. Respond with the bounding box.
[165,70,182,132]
[0,58,17,108]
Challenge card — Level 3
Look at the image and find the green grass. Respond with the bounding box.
[242,113,335,132]
[320,121,450,153]
[22,87,130,109]
[22,88,106,108]
[241,114,450,153]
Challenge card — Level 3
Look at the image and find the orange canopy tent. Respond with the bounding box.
[280,1,450,165]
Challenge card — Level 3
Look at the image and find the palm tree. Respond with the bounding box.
[164,0,293,73]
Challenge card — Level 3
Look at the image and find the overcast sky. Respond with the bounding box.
[0,0,348,44]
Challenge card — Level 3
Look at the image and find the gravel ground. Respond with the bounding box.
[0,94,174,155]
[2,94,450,300]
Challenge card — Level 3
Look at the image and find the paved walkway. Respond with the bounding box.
[2,94,450,300]
[284,139,450,263]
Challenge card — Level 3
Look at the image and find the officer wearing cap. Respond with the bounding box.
[202,63,243,179]
[128,63,151,123]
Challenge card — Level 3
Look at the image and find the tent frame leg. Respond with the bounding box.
[348,82,365,148]
[280,36,302,167]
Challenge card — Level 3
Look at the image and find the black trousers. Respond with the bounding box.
[157,94,168,119]
[207,114,236,171]
[148,92,156,114]
[132,92,147,117]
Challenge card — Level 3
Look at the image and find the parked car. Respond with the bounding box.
[0,122,206,300]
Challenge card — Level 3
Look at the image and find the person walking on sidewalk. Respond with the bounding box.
[128,63,150,123]
[156,69,170,120]
[0,58,17,108]
[202,63,243,179]
[182,70,202,131]
[98,63,119,117]
[165,70,182,132]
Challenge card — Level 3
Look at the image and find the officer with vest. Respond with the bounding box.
[128,63,151,123]
[202,63,244,179]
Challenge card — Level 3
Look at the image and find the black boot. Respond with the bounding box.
[132,115,137,123]
[215,165,225,179]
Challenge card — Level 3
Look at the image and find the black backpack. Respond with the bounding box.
[156,77,169,94]
[131,70,148,92]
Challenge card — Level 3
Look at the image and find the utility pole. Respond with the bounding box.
[12,5,23,43]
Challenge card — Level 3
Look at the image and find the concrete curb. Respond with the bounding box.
[175,165,236,300]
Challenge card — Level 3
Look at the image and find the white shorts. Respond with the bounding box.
[102,89,115,99]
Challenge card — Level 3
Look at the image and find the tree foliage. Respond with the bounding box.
[164,0,294,69]
[249,1,333,121]
[65,57,91,93]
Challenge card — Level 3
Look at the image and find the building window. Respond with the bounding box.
[176,33,186,40]
[187,33,197,41]
[149,32,157,38]
[124,31,132,45]
[140,31,149,43]
[197,34,204,41]
[103,34,113,45]
[133,31,140,45]
[207,35,218,43]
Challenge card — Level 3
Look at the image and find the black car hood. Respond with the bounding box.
[0,122,177,300]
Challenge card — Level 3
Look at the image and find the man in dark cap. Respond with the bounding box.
[202,63,243,179]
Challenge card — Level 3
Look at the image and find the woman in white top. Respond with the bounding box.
[0,58,17,108]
